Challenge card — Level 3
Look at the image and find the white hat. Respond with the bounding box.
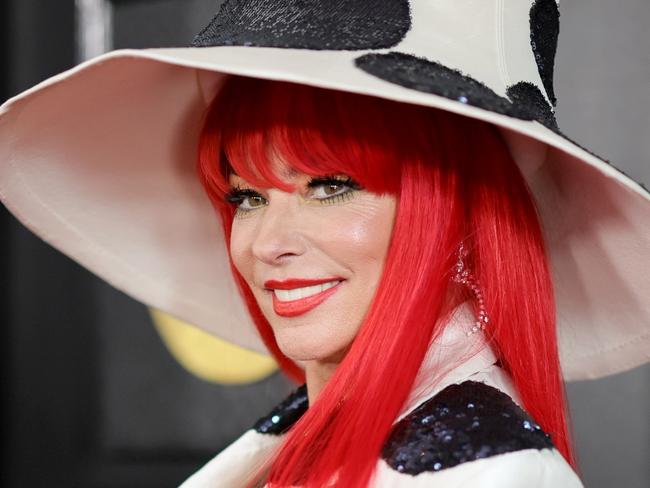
[0,0,648,381]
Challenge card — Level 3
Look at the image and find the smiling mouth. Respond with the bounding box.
[271,280,343,317]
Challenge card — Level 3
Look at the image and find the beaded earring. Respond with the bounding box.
[452,242,489,336]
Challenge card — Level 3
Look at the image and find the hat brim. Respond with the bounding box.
[1,46,648,381]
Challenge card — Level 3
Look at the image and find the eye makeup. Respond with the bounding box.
[224,185,267,216]
[305,175,363,205]
[224,175,364,216]
[306,175,362,191]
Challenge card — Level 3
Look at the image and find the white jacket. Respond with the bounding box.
[180,303,584,487]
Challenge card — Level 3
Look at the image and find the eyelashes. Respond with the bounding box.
[224,175,364,216]
[225,187,265,209]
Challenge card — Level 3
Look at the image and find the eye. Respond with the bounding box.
[307,175,363,201]
[225,187,267,213]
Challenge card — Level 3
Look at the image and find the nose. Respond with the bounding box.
[250,192,307,265]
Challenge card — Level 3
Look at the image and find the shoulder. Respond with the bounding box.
[382,380,553,474]
[378,380,583,487]
[252,383,308,435]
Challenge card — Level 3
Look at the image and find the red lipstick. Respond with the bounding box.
[264,277,344,317]
[264,277,342,290]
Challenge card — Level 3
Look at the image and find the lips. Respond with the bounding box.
[264,277,342,290]
[264,277,344,317]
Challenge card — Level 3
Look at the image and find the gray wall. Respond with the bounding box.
[555,1,650,487]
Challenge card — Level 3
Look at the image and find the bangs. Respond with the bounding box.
[201,75,445,198]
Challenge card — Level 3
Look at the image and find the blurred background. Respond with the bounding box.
[1,1,648,487]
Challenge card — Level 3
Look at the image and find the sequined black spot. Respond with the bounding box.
[382,381,554,475]
[529,0,560,107]
[356,53,521,116]
[253,384,308,435]
[192,0,411,50]
[506,81,558,131]
[355,52,557,129]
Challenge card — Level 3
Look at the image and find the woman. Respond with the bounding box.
[180,74,581,487]
[0,1,648,486]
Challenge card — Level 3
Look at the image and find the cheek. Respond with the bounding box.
[323,196,396,273]
[309,196,396,353]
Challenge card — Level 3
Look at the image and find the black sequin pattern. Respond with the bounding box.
[253,384,308,435]
[382,381,554,475]
[355,52,558,129]
[506,81,558,131]
[192,0,411,50]
[529,0,560,107]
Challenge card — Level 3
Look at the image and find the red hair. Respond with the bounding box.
[197,75,576,486]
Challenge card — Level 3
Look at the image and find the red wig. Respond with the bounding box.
[197,75,576,487]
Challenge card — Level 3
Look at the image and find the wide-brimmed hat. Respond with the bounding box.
[0,0,648,381]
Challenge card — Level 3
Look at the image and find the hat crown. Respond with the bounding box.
[192,0,559,111]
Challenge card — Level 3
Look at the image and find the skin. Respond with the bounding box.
[228,165,396,405]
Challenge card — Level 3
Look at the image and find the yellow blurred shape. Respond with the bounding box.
[149,308,277,384]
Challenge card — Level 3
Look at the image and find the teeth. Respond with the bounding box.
[274,280,340,302]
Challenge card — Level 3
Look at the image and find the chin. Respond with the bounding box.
[274,327,349,363]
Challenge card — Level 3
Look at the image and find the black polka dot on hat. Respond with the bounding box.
[192,0,412,50]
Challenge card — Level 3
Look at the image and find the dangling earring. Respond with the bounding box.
[452,242,489,336]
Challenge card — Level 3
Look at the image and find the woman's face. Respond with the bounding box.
[228,165,396,363]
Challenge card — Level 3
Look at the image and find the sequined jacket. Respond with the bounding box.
[179,303,584,487]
